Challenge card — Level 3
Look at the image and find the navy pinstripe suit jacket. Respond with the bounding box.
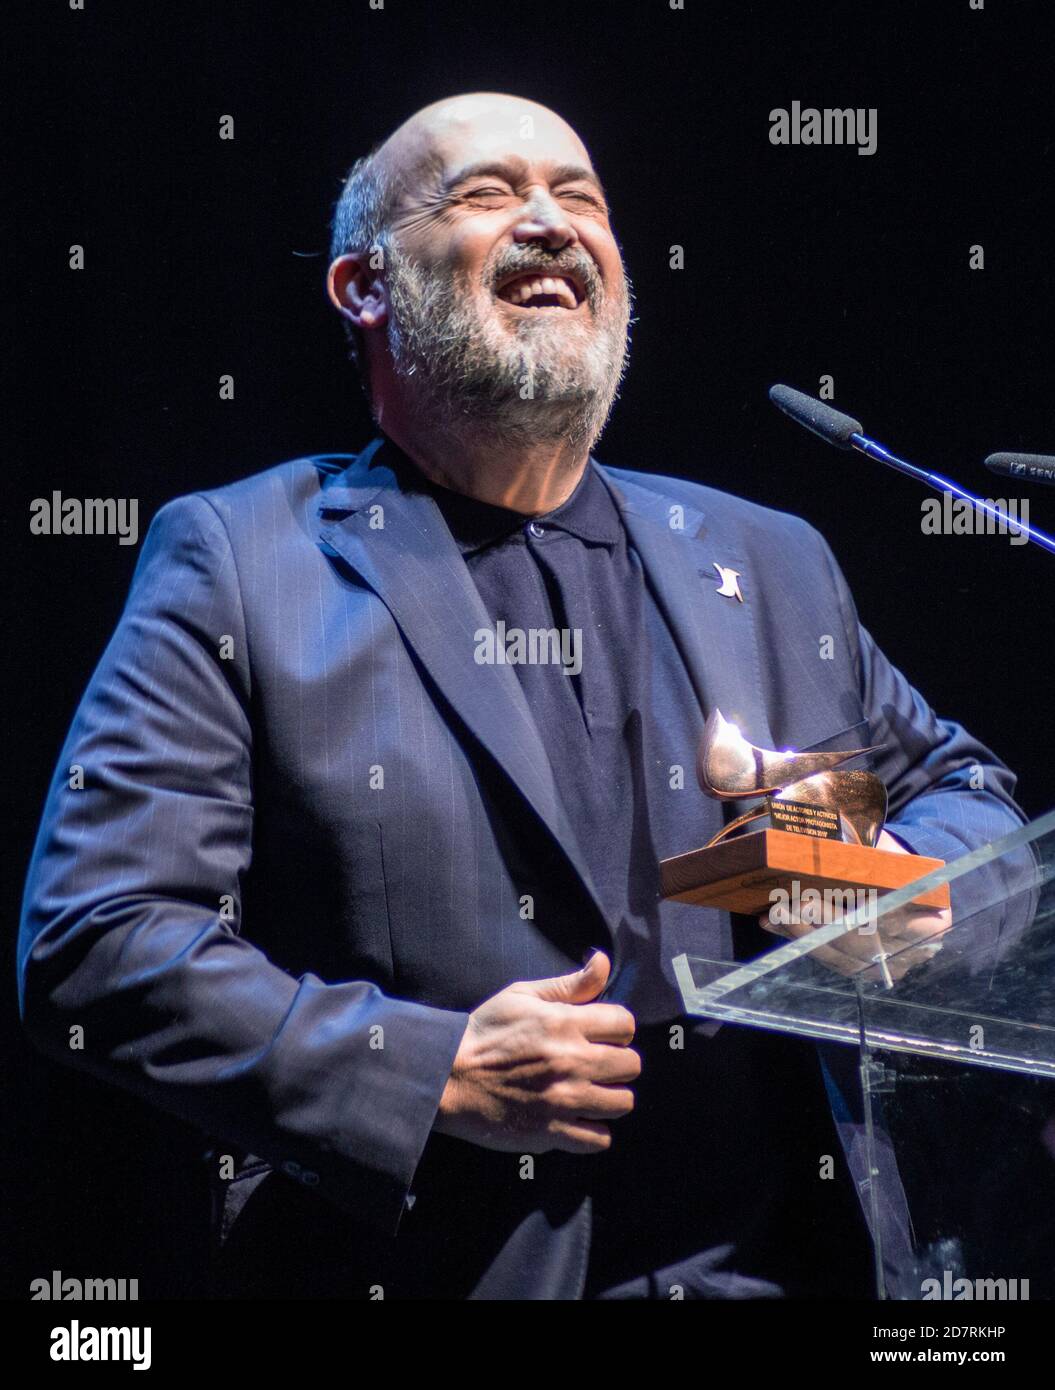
[18,439,1027,1298]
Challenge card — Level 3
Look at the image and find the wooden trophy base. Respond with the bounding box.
[659,827,951,916]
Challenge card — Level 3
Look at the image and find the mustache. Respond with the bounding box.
[487,252,602,302]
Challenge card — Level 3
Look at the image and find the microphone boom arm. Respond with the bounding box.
[848,432,1055,558]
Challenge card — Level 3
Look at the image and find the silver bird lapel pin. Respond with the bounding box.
[712,562,744,602]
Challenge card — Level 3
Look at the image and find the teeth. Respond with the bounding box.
[499,273,578,308]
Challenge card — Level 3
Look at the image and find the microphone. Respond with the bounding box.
[768,385,863,450]
[985,453,1055,487]
[768,384,1055,558]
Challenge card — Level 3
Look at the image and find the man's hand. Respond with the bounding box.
[758,828,953,982]
[433,951,639,1154]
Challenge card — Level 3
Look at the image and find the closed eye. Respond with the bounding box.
[461,184,605,210]
[556,188,607,211]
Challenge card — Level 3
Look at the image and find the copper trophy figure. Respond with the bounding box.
[659,709,950,916]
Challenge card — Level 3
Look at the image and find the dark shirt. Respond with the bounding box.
[378,437,874,1299]
[409,452,691,949]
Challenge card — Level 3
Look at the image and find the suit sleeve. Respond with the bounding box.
[811,526,1037,951]
[17,494,469,1236]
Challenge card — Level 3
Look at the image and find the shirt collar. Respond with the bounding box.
[371,433,623,556]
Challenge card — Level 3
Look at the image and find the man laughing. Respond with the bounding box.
[19,93,1025,1299]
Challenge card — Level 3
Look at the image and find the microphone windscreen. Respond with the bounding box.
[984,452,1055,486]
[768,384,863,450]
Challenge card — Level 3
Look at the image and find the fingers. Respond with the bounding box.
[759,912,789,937]
[876,910,951,948]
[765,917,866,975]
[760,912,871,975]
[548,1120,613,1155]
[762,903,951,958]
[571,1083,637,1121]
[513,950,612,1005]
[574,1001,636,1045]
[764,911,948,981]
[585,1041,642,1084]
[830,914,949,967]
[549,1076,637,1151]
[459,963,640,1155]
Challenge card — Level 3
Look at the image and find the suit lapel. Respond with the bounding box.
[315,444,781,910]
[315,442,607,922]
[598,467,777,808]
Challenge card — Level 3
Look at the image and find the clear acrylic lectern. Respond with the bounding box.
[673,808,1055,1299]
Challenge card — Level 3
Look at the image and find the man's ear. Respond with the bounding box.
[327,252,388,330]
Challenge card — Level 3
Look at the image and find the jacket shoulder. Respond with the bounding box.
[195,454,351,518]
[140,455,358,550]
[599,462,824,546]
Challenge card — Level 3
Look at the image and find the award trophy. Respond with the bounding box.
[659,709,951,915]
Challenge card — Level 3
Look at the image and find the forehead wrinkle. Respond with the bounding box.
[442,154,530,191]
[375,99,610,242]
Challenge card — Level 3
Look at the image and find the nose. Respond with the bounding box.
[511,187,579,252]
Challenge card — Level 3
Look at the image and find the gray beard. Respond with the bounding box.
[381,240,633,452]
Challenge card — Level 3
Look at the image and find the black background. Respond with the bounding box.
[5,0,1053,1297]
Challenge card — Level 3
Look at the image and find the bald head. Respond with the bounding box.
[374,92,598,209]
[328,92,630,458]
[330,92,606,274]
